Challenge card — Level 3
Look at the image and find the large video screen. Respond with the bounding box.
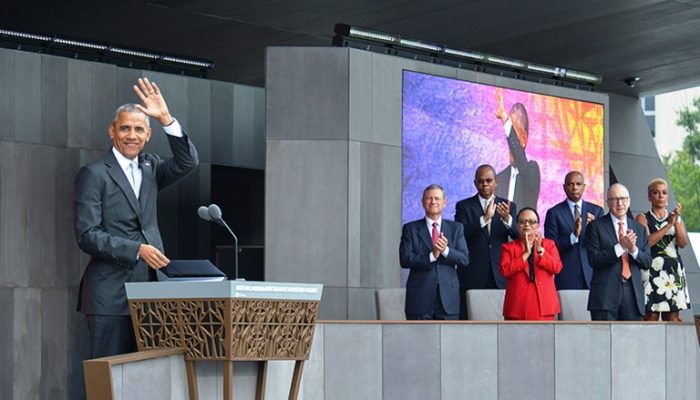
[402,70,605,225]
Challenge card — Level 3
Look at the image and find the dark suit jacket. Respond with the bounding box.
[74,133,198,315]
[585,214,652,315]
[399,218,469,316]
[495,123,540,210]
[454,195,517,289]
[500,238,562,319]
[544,200,604,289]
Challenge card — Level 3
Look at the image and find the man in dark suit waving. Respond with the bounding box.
[400,184,469,320]
[586,183,651,321]
[455,164,518,319]
[493,88,540,210]
[544,171,604,289]
[74,78,199,357]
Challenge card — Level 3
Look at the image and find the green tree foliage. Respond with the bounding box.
[676,96,700,160]
[662,152,700,232]
[665,97,700,231]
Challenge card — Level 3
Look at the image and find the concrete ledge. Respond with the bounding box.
[83,348,188,400]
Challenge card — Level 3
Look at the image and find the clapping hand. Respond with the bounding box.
[433,233,448,258]
[586,212,596,224]
[522,231,534,260]
[496,201,511,222]
[669,203,682,225]
[574,216,582,237]
[484,198,496,223]
[619,229,638,253]
[534,231,544,255]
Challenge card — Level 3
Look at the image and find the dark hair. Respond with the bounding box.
[517,207,539,223]
[511,103,529,136]
[474,164,496,179]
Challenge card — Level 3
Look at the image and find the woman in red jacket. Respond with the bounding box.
[500,207,563,320]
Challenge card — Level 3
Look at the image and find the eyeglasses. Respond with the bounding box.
[517,219,538,226]
[607,196,629,204]
[475,178,494,185]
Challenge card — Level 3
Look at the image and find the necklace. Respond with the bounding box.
[649,208,668,222]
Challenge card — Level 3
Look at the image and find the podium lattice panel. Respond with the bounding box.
[231,300,319,359]
[131,299,227,359]
[129,298,319,361]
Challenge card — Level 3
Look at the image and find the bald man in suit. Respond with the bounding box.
[455,164,517,319]
[586,183,651,321]
[74,78,199,358]
[544,171,603,289]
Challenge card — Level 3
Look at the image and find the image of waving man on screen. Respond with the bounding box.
[494,88,540,210]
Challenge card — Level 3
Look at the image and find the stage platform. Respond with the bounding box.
[95,321,699,400]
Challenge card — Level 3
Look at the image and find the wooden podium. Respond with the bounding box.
[125,281,323,400]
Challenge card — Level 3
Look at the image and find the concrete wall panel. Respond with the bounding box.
[441,324,498,399]
[266,47,349,141]
[498,323,555,400]
[611,324,665,399]
[383,324,440,400]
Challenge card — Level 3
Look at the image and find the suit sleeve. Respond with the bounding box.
[74,166,140,264]
[506,125,540,201]
[544,208,573,251]
[585,220,620,270]
[506,201,519,239]
[399,224,432,271]
[537,240,563,275]
[443,223,469,268]
[499,242,527,278]
[155,132,199,189]
[633,225,652,270]
[455,202,484,240]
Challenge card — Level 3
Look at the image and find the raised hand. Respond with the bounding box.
[574,216,582,237]
[484,199,496,223]
[495,87,507,123]
[586,212,596,224]
[522,231,534,261]
[534,231,544,254]
[133,77,173,126]
[669,203,682,225]
[496,200,511,222]
[620,229,638,252]
[433,233,448,258]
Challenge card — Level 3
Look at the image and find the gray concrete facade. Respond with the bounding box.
[0,48,264,399]
[183,322,700,399]
[266,47,700,319]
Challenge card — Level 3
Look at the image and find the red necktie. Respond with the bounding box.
[618,222,631,279]
[432,222,439,245]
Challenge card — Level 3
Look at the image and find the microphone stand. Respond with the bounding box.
[214,218,239,280]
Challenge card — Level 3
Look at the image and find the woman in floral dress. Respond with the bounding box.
[635,178,690,322]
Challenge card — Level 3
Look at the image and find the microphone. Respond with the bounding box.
[207,204,223,222]
[197,206,212,221]
[199,204,240,280]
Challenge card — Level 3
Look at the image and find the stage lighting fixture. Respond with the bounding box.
[623,76,640,88]
[333,23,603,89]
[0,28,213,77]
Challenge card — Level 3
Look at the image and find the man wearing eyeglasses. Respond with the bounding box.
[455,164,518,319]
[586,183,651,320]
